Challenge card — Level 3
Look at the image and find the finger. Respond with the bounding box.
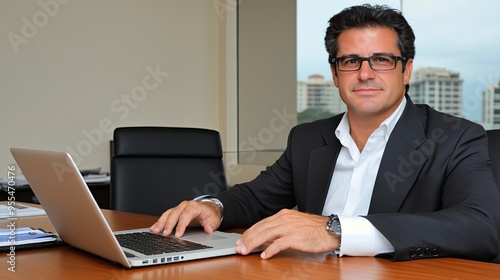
[173,204,200,237]
[150,200,220,238]
[172,201,218,237]
[237,209,296,255]
[163,213,184,236]
[237,221,280,255]
[150,208,175,234]
[199,219,215,234]
[151,202,190,236]
[260,238,289,259]
[197,202,222,234]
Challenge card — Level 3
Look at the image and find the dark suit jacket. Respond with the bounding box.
[218,97,500,262]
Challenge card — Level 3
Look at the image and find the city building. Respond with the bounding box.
[297,74,345,114]
[483,81,500,129]
[408,67,463,117]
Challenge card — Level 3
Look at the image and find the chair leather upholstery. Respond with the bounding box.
[111,127,227,216]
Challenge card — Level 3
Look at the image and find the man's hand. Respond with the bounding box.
[150,200,222,237]
[236,209,340,259]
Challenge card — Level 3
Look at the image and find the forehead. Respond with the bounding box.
[337,26,400,56]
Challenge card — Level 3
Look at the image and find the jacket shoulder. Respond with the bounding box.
[293,114,343,134]
[414,104,484,134]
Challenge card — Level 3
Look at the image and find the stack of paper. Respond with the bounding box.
[0,227,57,247]
[0,204,46,219]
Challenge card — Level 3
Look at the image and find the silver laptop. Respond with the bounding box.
[10,148,242,268]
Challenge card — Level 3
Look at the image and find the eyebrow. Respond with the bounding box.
[338,52,397,58]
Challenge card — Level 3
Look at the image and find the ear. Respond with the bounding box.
[403,58,413,85]
[331,64,339,87]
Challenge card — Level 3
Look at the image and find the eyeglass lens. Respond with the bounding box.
[337,55,398,71]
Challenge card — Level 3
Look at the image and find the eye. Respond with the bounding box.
[341,57,360,66]
[371,55,393,64]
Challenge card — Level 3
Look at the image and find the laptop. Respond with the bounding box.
[10,148,242,268]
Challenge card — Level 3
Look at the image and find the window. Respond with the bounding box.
[297,0,500,129]
[235,0,500,167]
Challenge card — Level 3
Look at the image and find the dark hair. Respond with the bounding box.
[325,4,416,65]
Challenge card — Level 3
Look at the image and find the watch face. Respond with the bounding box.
[327,215,341,237]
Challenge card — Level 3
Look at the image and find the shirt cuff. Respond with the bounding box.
[336,215,394,257]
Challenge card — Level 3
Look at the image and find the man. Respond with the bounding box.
[151,4,500,262]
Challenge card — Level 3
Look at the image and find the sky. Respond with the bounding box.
[297,0,500,121]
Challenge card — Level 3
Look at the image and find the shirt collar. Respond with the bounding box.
[335,96,407,143]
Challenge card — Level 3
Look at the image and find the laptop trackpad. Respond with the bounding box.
[182,233,227,243]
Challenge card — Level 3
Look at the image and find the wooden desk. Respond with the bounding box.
[1,208,499,280]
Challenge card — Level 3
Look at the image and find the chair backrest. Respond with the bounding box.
[111,127,227,216]
[486,129,500,191]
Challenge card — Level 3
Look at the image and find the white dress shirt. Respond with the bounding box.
[322,97,407,256]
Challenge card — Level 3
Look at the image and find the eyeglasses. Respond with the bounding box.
[333,54,407,72]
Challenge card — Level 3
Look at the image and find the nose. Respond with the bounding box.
[357,60,375,80]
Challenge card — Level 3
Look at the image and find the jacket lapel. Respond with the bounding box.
[305,121,342,214]
[368,98,428,214]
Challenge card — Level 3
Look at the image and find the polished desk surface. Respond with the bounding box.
[1,205,499,280]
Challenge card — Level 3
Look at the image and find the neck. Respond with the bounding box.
[347,113,386,152]
[350,122,376,152]
[346,96,406,151]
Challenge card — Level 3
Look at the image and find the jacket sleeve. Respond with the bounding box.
[217,127,299,230]
[366,123,500,262]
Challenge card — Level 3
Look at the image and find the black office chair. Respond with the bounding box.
[111,127,228,216]
[486,129,500,191]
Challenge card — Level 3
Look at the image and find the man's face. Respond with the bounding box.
[332,26,413,120]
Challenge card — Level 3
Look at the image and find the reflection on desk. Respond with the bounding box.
[0,206,499,280]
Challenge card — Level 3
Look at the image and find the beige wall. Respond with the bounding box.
[238,0,297,166]
[0,0,222,173]
[0,0,296,186]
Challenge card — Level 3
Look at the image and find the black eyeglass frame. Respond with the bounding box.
[331,54,408,72]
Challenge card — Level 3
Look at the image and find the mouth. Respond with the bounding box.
[352,87,382,96]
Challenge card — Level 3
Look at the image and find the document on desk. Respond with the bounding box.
[0,176,28,188]
[0,204,46,219]
[82,174,110,184]
[0,227,57,247]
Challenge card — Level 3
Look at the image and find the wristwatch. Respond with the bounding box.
[326,214,342,247]
[193,195,224,222]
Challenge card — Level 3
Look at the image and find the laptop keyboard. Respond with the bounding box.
[115,232,212,256]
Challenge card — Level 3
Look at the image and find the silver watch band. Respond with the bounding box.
[327,214,342,250]
[193,195,224,222]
